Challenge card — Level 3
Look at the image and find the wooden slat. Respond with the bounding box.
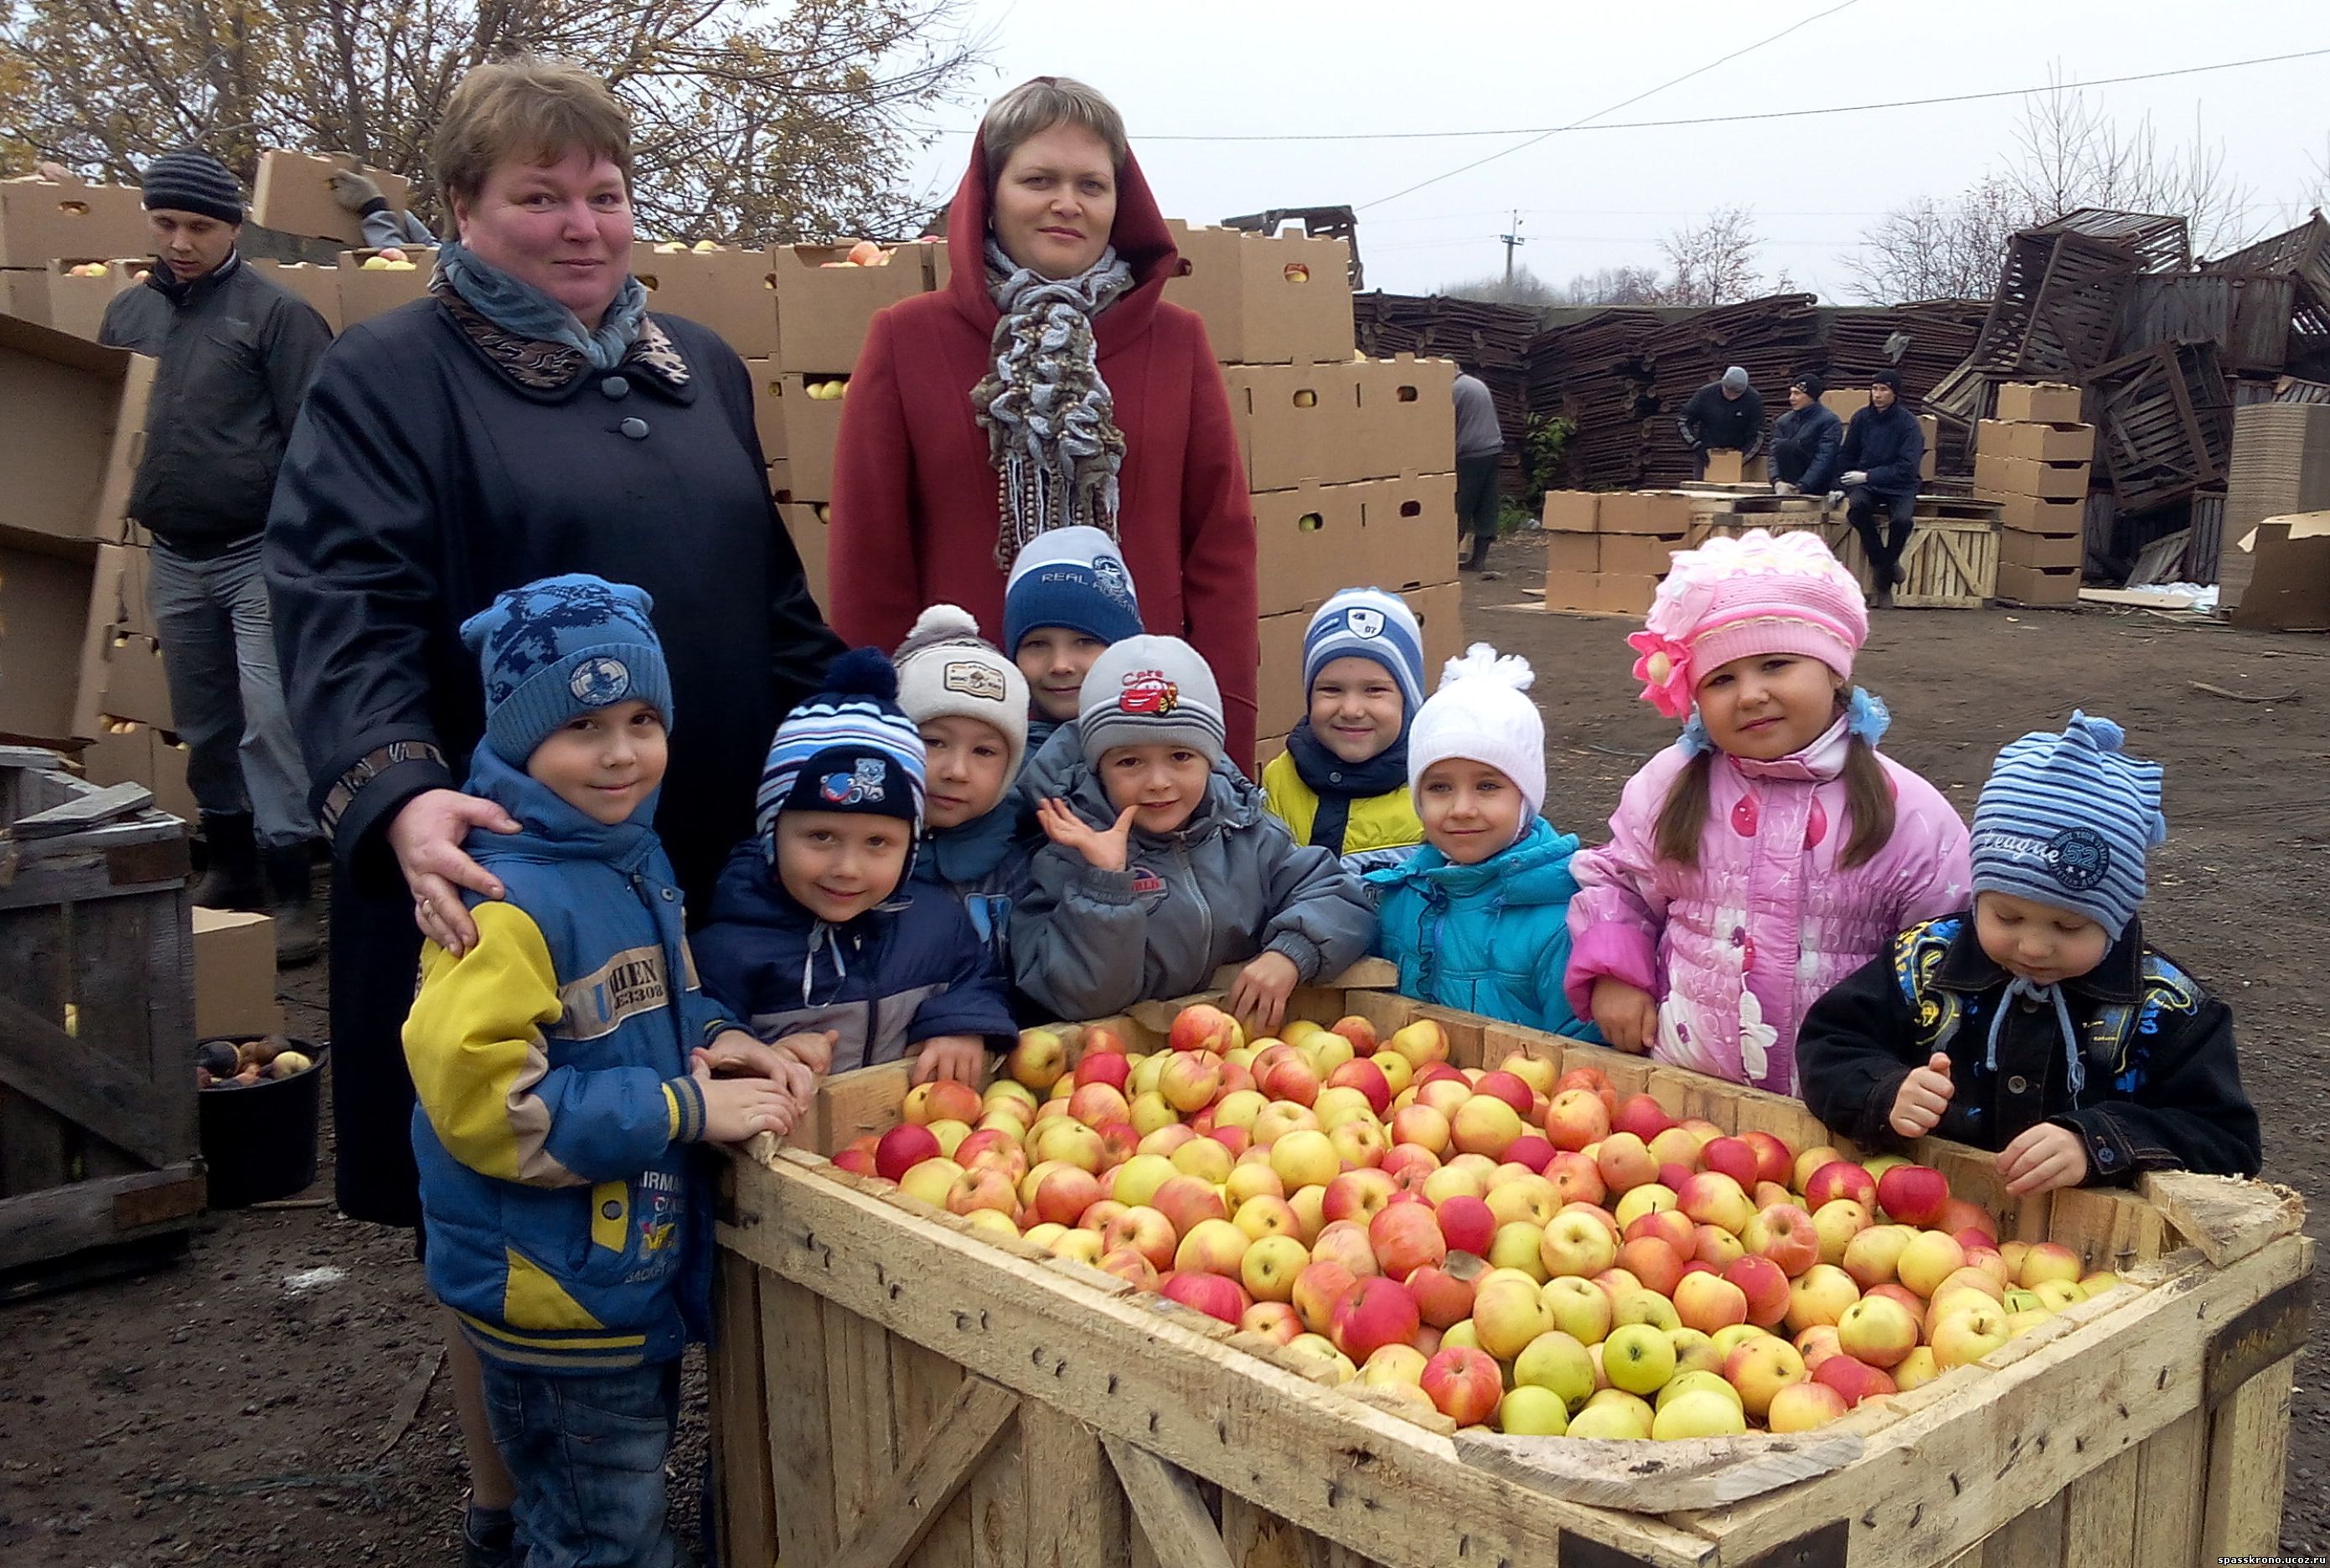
[2141,1171,2307,1266]
[1222,1495,1387,1568]
[1977,1492,2064,1568]
[714,1250,777,1568]
[759,1272,838,1567]
[0,992,178,1168]
[825,1375,1021,1568]
[2045,1186,2170,1271]
[2198,1354,2297,1559]
[825,1295,902,1537]
[1103,1436,1237,1568]
[1021,1405,1129,1568]
[890,1336,975,1568]
[0,1163,203,1271]
[2129,1408,2208,1568]
[969,1419,1027,1568]
[2057,1445,2140,1568]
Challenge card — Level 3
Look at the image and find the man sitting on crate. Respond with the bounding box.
[1769,374,1842,498]
[101,151,333,962]
[1676,365,1764,481]
[1831,369,1928,609]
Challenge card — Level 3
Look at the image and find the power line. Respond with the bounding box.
[1356,0,1867,210]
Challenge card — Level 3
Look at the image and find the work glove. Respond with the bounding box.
[327,169,384,212]
[1772,482,1800,496]
[1826,491,1846,507]
[1841,470,1870,487]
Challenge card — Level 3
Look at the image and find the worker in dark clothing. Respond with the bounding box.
[1834,368,1928,609]
[326,168,437,255]
[1452,370,1504,570]
[1677,365,1764,479]
[1769,373,1843,495]
[101,150,333,962]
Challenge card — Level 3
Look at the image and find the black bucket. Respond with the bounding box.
[198,1040,328,1207]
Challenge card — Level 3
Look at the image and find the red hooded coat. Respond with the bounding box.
[827,133,1260,765]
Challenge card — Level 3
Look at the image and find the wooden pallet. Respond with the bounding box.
[716,987,2311,1568]
[1830,516,2002,609]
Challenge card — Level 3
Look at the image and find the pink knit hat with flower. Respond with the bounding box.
[1627,530,1868,720]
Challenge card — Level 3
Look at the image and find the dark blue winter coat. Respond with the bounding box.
[1838,401,1927,498]
[1770,403,1844,493]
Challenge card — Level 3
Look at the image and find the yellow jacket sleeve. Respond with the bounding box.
[403,901,576,1186]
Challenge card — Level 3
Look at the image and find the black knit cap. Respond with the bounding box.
[141,150,244,225]
[1870,367,1904,393]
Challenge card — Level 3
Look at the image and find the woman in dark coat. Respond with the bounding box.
[264,57,837,1561]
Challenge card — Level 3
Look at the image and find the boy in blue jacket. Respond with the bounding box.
[695,649,1018,1086]
[1368,644,1599,1037]
[403,575,808,1568]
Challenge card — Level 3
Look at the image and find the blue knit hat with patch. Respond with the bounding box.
[1303,589,1426,719]
[1003,526,1143,654]
[1971,711,2166,940]
[459,574,672,766]
[756,649,928,856]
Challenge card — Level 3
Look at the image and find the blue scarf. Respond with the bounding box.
[437,239,648,371]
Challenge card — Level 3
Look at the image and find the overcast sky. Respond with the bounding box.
[897,0,2330,301]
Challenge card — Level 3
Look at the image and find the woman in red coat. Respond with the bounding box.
[829,77,1260,765]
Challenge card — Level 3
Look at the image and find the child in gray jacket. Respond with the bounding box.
[1015,637,1375,1030]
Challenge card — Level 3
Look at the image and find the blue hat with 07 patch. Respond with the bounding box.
[459,574,673,766]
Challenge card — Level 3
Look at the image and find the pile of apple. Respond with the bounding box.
[834,1008,2122,1441]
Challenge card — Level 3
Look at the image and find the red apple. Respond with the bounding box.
[1032,1166,1107,1228]
[1803,1160,1878,1212]
[1321,1168,1399,1227]
[1472,1071,1534,1117]
[1151,1175,1229,1237]
[1724,1254,1792,1328]
[875,1123,942,1183]
[1093,1121,1141,1168]
[1169,1003,1239,1055]
[1700,1137,1759,1186]
[1939,1199,1998,1244]
[1545,1152,1606,1207]
[1543,1089,1610,1152]
[1368,1202,1448,1280]
[1292,1260,1361,1335]
[1875,1164,1951,1228]
[1419,1345,1502,1426]
[1160,1270,1250,1324]
[1611,1094,1673,1142]
[1502,1134,1555,1174]
[832,1147,876,1178]
[1101,1207,1178,1272]
[1073,1051,1132,1092]
[1738,1131,1794,1188]
[902,1079,982,1127]
[1812,1353,1898,1408]
[1595,1132,1659,1194]
[1616,1236,1686,1297]
[1403,1263,1476,1328]
[1657,1163,1697,1193]
[1240,1300,1302,1344]
[1434,1194,1496,1256]
[1094,1246,1158,1288]
[1331,1276,1421,1363]
[1326,1058,1392,1117]
[1742,1203,1821,1277]
[1624,1209,1695,1253]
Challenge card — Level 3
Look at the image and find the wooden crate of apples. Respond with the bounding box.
[826,1000,2117,1444]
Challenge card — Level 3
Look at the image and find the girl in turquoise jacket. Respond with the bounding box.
[1366,645,1599,1038]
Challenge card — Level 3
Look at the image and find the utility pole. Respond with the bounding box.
[1500,209,1526,294]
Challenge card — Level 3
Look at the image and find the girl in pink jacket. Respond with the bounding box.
[1564,530,1970,1095]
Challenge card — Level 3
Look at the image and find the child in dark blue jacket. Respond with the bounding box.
[695,649,1018,1086]
[403,575,807,1568]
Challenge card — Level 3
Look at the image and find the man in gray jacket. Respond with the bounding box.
[101,151,333,962]
[1452,369,1505,570]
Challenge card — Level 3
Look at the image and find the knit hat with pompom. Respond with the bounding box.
[1408,643,1544,833]
[894,604,1031,781]
[756,648,928,857]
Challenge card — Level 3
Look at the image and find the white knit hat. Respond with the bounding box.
[1408,643,1544,829]
[894,605,1031,781]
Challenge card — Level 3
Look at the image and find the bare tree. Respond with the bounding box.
[1552,266,1665,306]
[2006,77,2254,255]
[1658,206,1764,307]
[0,0,988,242]
[1842,176,2024,304]
[1440,265,1562,307]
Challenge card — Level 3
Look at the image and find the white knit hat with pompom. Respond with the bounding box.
[893,604,1031,781]
[1408,643,1545,830]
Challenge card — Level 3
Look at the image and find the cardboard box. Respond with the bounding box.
[245,259,343,334]
[1541,491,1599,533]
[336,249,435,326]
[1541,570,1598,612]
[41,257,149,340]
[1408,581,1462,683]
[1599,490,1697,536]
[1996,382,2083,424]
[767,456,792,503]
[251,150,413,245]
[1353,355,1457,480]
[1999,528,2083,571]
[1975,420,2095,465]
[1701,450,1768,485]
[1591,574,1661,616]
[0,539,124,744]
[768,242,940,375]
[0,266,48,325]
[1995,493,2085,536]
[1599,533,1684,577]
[1975,453,2090,502]
[1163,222,1354,365]
[1992,562,2080,607]
[781,501,830,617]
[631,243,778,358]
[0,176,150,269]
[192,905,283,1039]
[79,721,196,823]
[101,629,173,727]
[2229,512,2330,632]
[1252,482,1366,616]
[1821,392,1940,482]
[1544,533,1599,575]
[745,358,786,461]
[780,375,845,503]
[1356,472,1458,591]
[116,539,158,634]
[1256,580,1460,737]
[1253,733,1287,775]
[1222,361,1367,490]
[0,315,152,546]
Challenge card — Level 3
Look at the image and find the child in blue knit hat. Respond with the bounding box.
[694,648,1016,1086]
[1799,712,2260,1194]
[1004,526,1144,758]
[404,574,810,1568]
[1262,588,1428,872]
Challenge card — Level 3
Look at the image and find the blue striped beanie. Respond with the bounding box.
[1302,589,1426,717]
[1003,526,1143,654]
[458,575,672,767]
[756,649,927,856]
[1970,712,2165,939]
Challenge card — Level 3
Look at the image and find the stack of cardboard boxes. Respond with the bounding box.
[1537,490,1696,616]
[0,174,152,330]
[1973,382,2090,606]
[2219,403,2330,621]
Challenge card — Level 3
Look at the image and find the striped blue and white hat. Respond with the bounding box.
[1971,712,2166,940]
[756,649,927,857]
[1303,589,1426,718]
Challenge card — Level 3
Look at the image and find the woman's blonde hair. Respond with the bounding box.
[434,57,633,213]
[979,77,1129,179]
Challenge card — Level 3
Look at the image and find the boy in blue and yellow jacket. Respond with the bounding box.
[1262,589,1428,873]
[404,575,808,1568]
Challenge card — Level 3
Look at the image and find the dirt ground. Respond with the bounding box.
[2,560,2322,1565]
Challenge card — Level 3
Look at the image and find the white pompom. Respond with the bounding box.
[908,603,982,640]
[1437,641,1534,694]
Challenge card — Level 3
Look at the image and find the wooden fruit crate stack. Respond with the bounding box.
[712,983,2312,1568]
[1974,382,2093,607]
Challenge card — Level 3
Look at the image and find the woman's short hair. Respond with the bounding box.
[435,58,633,212]
[980,77,1128,179]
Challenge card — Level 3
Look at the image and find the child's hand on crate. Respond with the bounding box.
[1589,978,1660,1054]
[1227,952,1300,1035]
[772,1029,838,1076]
[694,1060,802,1143]
[1998,1122,2090,1196]
[911,1034,987,1086]
[1889,1053,1956,1138]
[694,1032,819,1110]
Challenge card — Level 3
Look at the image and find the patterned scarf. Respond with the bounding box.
[437,239,648,372]
[972,238,1136,567]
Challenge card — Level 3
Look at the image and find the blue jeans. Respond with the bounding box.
[479,1359,688,1568]
[145,538,314,848]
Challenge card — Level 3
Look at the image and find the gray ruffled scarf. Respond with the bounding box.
[437,238,648,371]
[972,238,1136,567]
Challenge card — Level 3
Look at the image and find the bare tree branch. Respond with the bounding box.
[1659,206,1764,306]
